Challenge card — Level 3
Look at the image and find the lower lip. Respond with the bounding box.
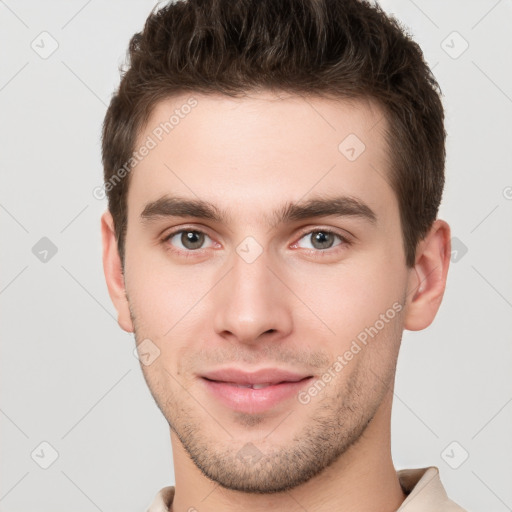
[202,377,312,414]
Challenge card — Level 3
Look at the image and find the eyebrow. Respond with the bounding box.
[140,194,377,227]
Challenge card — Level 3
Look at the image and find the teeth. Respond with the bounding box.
[251,383,272,389]
[234,383,272,389]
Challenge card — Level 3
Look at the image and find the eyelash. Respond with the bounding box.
[161,227,351,258]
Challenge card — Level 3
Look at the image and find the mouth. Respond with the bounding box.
[200,368,313,414]
[204,381,290,389]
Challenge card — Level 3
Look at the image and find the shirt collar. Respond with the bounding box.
[146,466,455,511]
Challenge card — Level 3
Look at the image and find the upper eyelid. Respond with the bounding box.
[295,226,349,238]
[163,226,215,241]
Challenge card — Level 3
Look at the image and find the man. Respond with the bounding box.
[100,0,467,510]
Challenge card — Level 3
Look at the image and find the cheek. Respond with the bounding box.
[287,255,406,341]
[125,244,212,332]
[125,257,215,379]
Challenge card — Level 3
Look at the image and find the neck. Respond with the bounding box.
[169,389,406,512]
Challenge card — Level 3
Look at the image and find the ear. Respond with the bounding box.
[101,210,134,333]
[403,219,451,331]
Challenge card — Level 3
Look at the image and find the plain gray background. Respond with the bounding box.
[1,1,511,510]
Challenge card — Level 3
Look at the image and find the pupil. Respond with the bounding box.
[182,231,204,249]
[313,231,333,249]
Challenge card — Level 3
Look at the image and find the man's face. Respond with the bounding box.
[120,92,412,492]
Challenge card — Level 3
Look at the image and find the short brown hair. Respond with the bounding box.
[102,0,446,268]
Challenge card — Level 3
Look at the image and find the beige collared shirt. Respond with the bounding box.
[146,466,468,511]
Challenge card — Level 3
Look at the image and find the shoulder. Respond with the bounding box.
[397,466,468,511]
[145,485,175,512]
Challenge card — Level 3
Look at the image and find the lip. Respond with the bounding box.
[200,368,313,414]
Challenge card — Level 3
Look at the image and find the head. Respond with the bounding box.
[101,0,450,495]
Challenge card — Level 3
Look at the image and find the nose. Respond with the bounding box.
[212,247,293,346]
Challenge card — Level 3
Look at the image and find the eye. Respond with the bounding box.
[295,229,348,251]
[164,229,215,251]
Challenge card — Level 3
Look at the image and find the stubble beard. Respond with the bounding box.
[129,300,401,494]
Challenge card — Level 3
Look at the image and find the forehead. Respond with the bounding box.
[128,91,395,225]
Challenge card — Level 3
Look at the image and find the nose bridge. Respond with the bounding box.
[212,242,292,343]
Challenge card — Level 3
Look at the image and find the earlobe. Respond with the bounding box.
[101,210,134,333]
[403,219,451,331]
